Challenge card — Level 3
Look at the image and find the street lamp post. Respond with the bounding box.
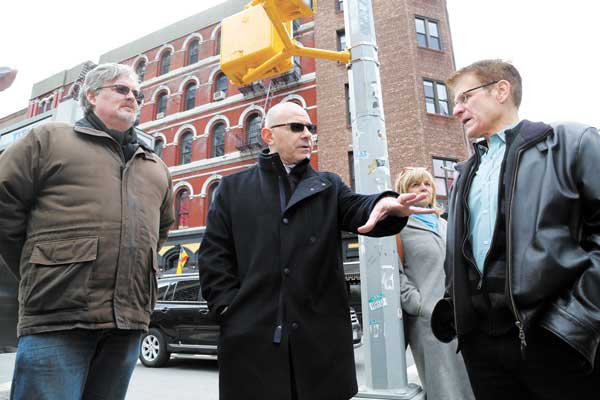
[344,0,424,398]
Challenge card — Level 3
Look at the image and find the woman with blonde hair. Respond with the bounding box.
[395,167,474,400]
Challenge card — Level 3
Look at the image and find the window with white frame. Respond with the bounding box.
[212,123,225,157]
[415,17,441,50]
[160,51,171,75]
[156,92,168,118]
[423,79,450,116]
[432,157,457,211]
[188,40,199,65]
[246,113,262,145]
[136,61,146,82]
[184,83,197,111]
[180,131,193,165]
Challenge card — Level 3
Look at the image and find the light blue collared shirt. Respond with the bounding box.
[468,123,517,272]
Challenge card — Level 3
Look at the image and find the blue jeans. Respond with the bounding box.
[10,328,143,400]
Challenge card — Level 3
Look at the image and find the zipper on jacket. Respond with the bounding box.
[506,130,552,359]
[461,153,483,284]
[506,148,528,358]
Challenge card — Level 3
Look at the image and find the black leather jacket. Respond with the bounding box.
[431,120,600,371]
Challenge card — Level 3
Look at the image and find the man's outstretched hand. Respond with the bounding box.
[357,193,435,234]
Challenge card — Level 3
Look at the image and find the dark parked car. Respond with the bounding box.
[139,273,363,367]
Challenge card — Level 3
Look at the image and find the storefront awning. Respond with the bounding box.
[182,243,200,253]
[158,243,201,257]
[344,261,360,281]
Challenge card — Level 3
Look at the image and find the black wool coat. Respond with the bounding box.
[198,151,406,400]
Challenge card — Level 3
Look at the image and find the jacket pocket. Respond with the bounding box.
[24,236,98,314]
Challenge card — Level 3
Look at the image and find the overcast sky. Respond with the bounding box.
[1,0,598,128]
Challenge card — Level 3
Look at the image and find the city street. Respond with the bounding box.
[0,345,419,399]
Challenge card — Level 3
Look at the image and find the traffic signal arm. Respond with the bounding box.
[292,45,350,64]
[261,0,349,63]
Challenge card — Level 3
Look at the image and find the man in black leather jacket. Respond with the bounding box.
[430,59,600,399]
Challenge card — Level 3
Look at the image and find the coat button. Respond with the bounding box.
[282,217,289,225]
[291,322,299,330]
[283,268,290,275]
[309,236,316,243]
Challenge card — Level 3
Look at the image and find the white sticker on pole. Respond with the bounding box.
[381,265,394,290]
[368,293,387,311]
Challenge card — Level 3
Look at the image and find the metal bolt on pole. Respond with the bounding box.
[343,0,424,398]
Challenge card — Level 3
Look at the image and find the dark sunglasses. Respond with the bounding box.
[97,84,144,105]
[269,122,317,134]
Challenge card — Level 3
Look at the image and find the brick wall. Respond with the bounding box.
[315,0,468,190]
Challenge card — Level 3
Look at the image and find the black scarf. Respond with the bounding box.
[83,112,138,162]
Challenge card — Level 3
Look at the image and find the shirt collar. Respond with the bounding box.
[476,121,520,155]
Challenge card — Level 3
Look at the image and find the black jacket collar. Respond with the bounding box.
[258,149,311,177]
[471,119,552,155]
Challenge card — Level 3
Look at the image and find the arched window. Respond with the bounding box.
[184,82,197,111]
[175,189,190,229]
[215,73,228,93]
[215,30,221,55]
[46,98,53,111]
[136,60,146,82]
[39,102,46,114]
[207,181,220,211]
[211,123,225,157]
[70,84,81,99]
[187,40,199,65]
[154,139,163,158]
[159,51,171,75]
[156,92,168,118]
[246,113,262,145]
[180,131,193,165]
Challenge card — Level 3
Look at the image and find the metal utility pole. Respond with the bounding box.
[343,0,424,398]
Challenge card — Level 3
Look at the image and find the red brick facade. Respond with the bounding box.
[315,0,467,197]
[16,1,466,262]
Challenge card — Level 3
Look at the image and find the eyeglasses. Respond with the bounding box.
[269,122,317,134]
[454,81,498,106]
[97,84,144,105]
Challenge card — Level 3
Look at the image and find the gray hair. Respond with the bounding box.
[79,63,138,113]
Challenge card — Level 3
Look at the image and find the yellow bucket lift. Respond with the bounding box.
[220,0,350,86]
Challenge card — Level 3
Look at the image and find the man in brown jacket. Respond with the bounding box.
[0,63,174,400]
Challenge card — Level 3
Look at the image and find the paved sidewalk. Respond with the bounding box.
[0,346,421,399]
[0,352,14,400]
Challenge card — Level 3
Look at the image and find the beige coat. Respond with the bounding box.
[400,216,474,400]
[0,121,174,336]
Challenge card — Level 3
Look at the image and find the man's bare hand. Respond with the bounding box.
[357,193,435,234]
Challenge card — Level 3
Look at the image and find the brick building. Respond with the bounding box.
[313,0,467,290]
[98,0,319,271]
[316,0,467,204]
[0,0,466,279]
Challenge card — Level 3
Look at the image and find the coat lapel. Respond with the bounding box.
[285,174,332,213]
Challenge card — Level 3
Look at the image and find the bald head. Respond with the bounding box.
[264,102,308,129]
